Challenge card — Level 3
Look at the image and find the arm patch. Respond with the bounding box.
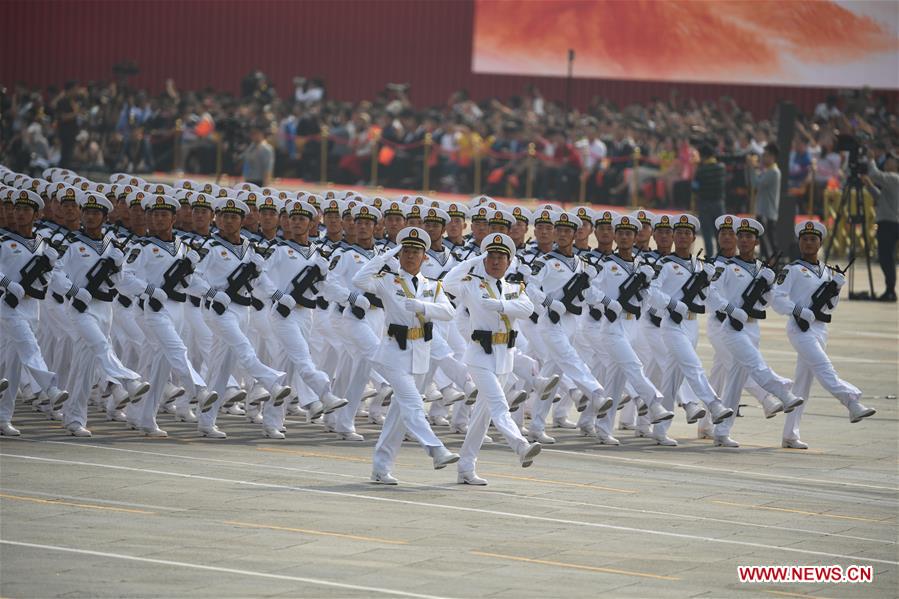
[126,248,141,264]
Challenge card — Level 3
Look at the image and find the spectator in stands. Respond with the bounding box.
[54,81,80,168]
[789,138,812,189]
[747,142,781,256]
[242,122,274,187]
[693,144,727,253]
[864,152,899,303]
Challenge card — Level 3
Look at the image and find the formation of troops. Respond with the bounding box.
[0,165,878,485]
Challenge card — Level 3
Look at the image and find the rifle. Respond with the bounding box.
[211,262,260,314]
[605,255,658,322]
[547,271,590,323]
[275,264,324,317]
[717,252,781,331]
[147,244,208,311]
[794,258,854,332]
[78,234,135,311]
[4,239,64,308]
[669,249,712,324]
[350,292,383,319]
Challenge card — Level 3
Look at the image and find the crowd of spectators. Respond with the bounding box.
[2,72,896,214]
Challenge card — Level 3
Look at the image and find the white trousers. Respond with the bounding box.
[0,314,57,423]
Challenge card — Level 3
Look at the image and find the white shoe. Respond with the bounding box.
[848,401,876,423]
[507,390,528,412]
[617,422,635,430]
[0,378,7,395]
[648,401,675,424]
[782,393,804,414]
[526,430,555,444]
[439,386,465,407]
[577,425,595,437]
[286,403,303,416]
[553,418,577,429]
[66,424,92,437]
[575,393,590,412]
[376,385,393,407]
[782,438,809,449]
[269,384,292,406]
[697,428,714,440]
[49,410,63,421]
[320,392,348,414]
[760,395,784,419]
[482,434,493,444]
[175,406,197,423]
[536,374,561,402]
[683,402,706,424]
[518,442,542,468]
[199,426,227,439]
[653,435,678,447]
[225,404,246,416]
[371,471,398,485]
[596,434,620,446]
[708,400,734,424]
[105,410,128,422]
[48,386,69,411]
[222,387,247,408]
[424,384,443,403]
[337,431,365,442]
[458,471,488,485]
[449,424,468,435]
[362,385,378,401]
[162,400,178,415]
[125,379,151,401]
[431,446,461,470]
[263,426,286,439]
[163,382,185,402]
[463,380,478,405]
[244,384,268,408]
[618,394,632,408]
[0,421,21,436]
[635,397,649,416]
[594,396,614,417]
[305,400,325,421]
[142,427,168,438]
[428,415,449,427]
[367,413,385,426]
[635,426,651,438]
[194,390,218,415]
[245,412,263,425]
[713,435,739,448]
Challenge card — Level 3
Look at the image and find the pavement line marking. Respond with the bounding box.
[764,591,824,599]
[223,520,408,545]
[257,446,376,464]
[4,440,896,547]
[0,492,156,515]
[470,550,680,580]
[0,540,452,599]
[541,448,899,492]
[5,454,897,566]
[710,500,890,523]
[0,488,184,512]
[484,473,637,494]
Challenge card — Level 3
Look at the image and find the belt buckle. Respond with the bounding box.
[493,332,509,344]
[625,313,634,320]
[687,312,696,320]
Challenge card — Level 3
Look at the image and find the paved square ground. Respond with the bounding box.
[2,271,896,598]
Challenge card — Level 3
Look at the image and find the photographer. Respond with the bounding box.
[863,153,899,302]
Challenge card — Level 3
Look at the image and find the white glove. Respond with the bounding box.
[701,262,716,277]
[43,245,59,266]
[637,264,655,279]
[758,267,775,285]
[5,281,25,301]
[832,272,846,287]
[212,290,231,309]
[730,307,749,323]
[585,287,606,306]
[386,245,404,258]
[248,251,266,268]
[73,287,92,306]
[404,298,425,313]
[482,298,504,312]
[148,286,167,304]
[549,299,566,315]
[277,294,296,310]
[186,249,201,265]
[354,294,371,310]
[673,301,688,317]
[104,245,125,267]
[605,299,623,315]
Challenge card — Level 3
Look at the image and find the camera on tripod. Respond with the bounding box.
[835,133,869,180]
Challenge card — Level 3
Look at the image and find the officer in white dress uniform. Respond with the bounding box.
[353,226,461,485]
[771,220,875,448]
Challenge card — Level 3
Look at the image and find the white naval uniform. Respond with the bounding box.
[443,258,534,473]
[119,235,208,431]
[647,254,722,436]
[587,253,664,438]
[707,256,795,438]
[188,233,286,430]
[0,230,61,423]
[53,230,141,429]
[353,248,456,475]
[771,260,861,441]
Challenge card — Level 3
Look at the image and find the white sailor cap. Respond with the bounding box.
[510,205,531,224]
[445,202,469,219]
[397,226,430,250]
[352,203,381,221]
[594,209,619,226]
[143,182,175,197]
[736,217,764,237]
[322,198,343,215]
[321,189,340,200]
[554,210,581,230]
[715,214,738,232]
[173,178,199,191]
[13,189,44,211]
[173,188,194,205]
[481,232,516,258]
[142,194,179,212]
[235,181,262,194]
[532,207,559,226]
[237,190,261,207]
[612,213,640,232]
[403,203,424,220]
[305,193,323,210]
[382,200,406,218]
[214,197,249,216]
[468,194,494,208]
[487,208,515,229]
[0,186,14,204]
[795,219,826,239]
[78,191,113,213]
[368,195,387,212]
[573,205,595,225]
[190,192,215,211]
[127,189,150,208]
[197,182,221,196]
[258,195,284,213]
[289,200,317,219]
[672,213,700,232]
[422,206,450,225]
[469,205,491,223]
[631,209,655,227]
[652,213,673,230]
